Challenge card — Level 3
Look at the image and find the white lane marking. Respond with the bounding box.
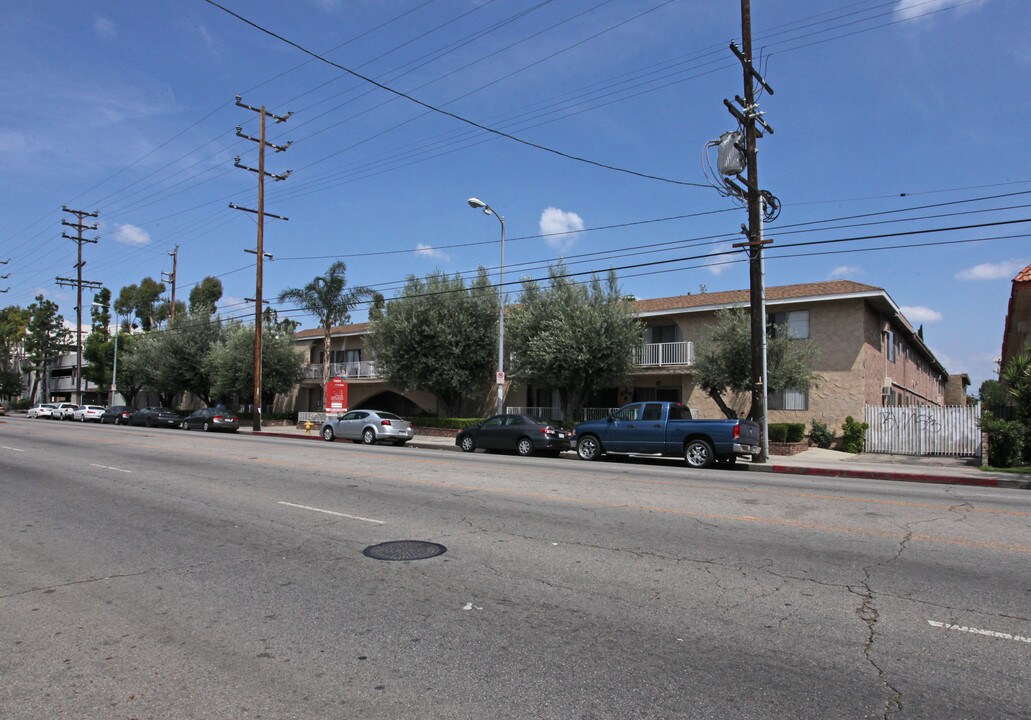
[89,463,132,474]
[2,446,25,452]
[928,620,1031,644]
[277,501,385,525]
[463,603,482,611]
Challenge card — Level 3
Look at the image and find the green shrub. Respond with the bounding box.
[10,398,32,411]
[786,423,806,443]
[768,423,788,443]
[410,417,484,430]
[842,415,869,454]
[980,411,1025,468]
[809,420,834,449]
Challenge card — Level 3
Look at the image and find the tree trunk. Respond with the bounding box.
[707,389,738,419]
[321,326,331,409]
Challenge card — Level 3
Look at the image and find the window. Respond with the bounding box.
[650,324,678,344]
[668,404,692,420]
[885,330,896,361]
[768,310,809,339]
[505,416,526,426]
[613,405,641,422]
[641,404,663,421]
[345,349,361,364]
[768,388,808,411]
[483,416,504,427]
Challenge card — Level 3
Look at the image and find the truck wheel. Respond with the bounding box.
[576,435,602,461]
[684,439,715,469]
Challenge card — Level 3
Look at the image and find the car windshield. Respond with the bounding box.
[377,412,404,421]
[154,408,176,414]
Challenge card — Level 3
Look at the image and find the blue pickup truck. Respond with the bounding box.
[573,401,761,468]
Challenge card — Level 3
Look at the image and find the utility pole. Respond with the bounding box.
[162,245,179,324]
[57,206,101,405]
[725,0,775,463]
[232,96,291,431]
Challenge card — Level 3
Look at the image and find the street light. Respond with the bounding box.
[468,197,506,416]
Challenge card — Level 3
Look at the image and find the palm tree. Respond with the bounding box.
[277,262,372,406]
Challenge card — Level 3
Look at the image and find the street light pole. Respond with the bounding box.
[468,197,506,416]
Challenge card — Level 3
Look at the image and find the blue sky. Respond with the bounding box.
[1,0,1027,390]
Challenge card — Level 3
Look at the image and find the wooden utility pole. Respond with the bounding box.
[57,206,101,405]
[726,0,775,462]
[232,96,291,431]
[163,245,179,324]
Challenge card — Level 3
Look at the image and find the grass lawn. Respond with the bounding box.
[979,465,1031,474]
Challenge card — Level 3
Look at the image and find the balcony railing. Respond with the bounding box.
[633,341,694,367]
[302,361,379,380]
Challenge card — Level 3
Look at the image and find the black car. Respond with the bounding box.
[182,407,240,433]
[100,406,136,425]
[128,407,181,428]
[455,414,571,456]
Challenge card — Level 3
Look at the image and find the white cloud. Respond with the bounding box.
[704,243,734,276]
[956,258,1027,281]
[0,130,32,154]
[94,17,115,38]
[828,265,862,279]
[415,243,450,262]
[894,0,988,21]
[539,207,584,251]
[112,223,151,246]
[901,305,943,324]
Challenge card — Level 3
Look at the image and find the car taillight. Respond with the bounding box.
[380,420,392,426]
[213,415,223,421]
[541,426,557,435]
[733,423,741,439]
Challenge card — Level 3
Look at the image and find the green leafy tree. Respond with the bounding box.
[506,263,643,420]
[83,289,114,394]
[111,332,146,407]
[695,308,819,420]
[366,269,498,415]
[207,319,302,406]
[0,305,30,399]
[157,310,223,405]
[978,379,1007,407]
[114,277,166,332]
[189,276,224,315]
[24,295,72,402]
[999,346,1031,463]
[277,261,372,405]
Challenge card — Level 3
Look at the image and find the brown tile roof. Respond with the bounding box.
[295,322,368,340]
[632,280,884,313]
[1015,263,1031,283]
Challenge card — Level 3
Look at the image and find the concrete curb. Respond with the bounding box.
[247,429,1030,489]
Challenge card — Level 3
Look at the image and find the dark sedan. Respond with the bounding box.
[182,407,240,433]
[455,414,571,456]
[99,406,136,425]
[128,407,182,428]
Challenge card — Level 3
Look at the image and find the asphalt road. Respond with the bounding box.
[1,416,1029,720]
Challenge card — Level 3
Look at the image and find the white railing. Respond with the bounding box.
[298,411,328,424]
[865,404,982,457]
[506,406,565,421]
[633,341,694,367]
[301,361,379,380]
[578,407,620,422]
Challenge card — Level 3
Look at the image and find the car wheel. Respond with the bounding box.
[322,426,335,442]
[146,418,154,428]
[576,435,602,461]
[684,439,715,469]
[459,435,475,453]
[182,421,189,430]
[362,428,376,445]
[203,422,211,432]
[516,437,534,457]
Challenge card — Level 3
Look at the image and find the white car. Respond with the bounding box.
[27,403,57,419]
[52,402,79,420]
[72,405,106,422]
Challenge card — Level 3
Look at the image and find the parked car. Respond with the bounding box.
[456,414,571,456]
[320,409,414,445]
[99,406,136,425]
[128,407,182,429]
[72,404,106,422]
[182,407,240,433]
[27,403,57,419]
[52,402,79,420]
[573,401,761,469]
[0,402,7,416]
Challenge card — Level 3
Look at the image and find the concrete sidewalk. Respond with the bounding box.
[246,424,1030,490]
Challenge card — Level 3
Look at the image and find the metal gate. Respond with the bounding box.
[864,404,981,457]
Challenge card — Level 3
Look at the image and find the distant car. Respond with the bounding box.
[0,402,7,416]
[128,407,181,428]
[99,406,136,425]
[320,409,414,446]
[52,402,79,420]
[72,405,106,422]
[27,403,57,419]
[455,414,571,456]
[182,407,240,433]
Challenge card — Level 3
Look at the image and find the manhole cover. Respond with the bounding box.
[363,540,447,561]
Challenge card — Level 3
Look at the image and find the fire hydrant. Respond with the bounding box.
[304,419,313,435]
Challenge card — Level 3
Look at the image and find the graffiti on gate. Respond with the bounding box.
[879,410,942,434]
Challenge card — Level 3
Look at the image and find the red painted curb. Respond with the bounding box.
[251,431,321,441]
[771,465,1000,487]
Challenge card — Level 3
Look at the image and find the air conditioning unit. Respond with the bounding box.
[881,377,892,396]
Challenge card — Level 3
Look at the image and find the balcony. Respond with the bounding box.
[302,361,379,380]
[633,341,694,367]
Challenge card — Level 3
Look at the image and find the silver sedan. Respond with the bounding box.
[320,409,414,446]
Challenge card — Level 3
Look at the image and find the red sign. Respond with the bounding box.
[325,378,348,414]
